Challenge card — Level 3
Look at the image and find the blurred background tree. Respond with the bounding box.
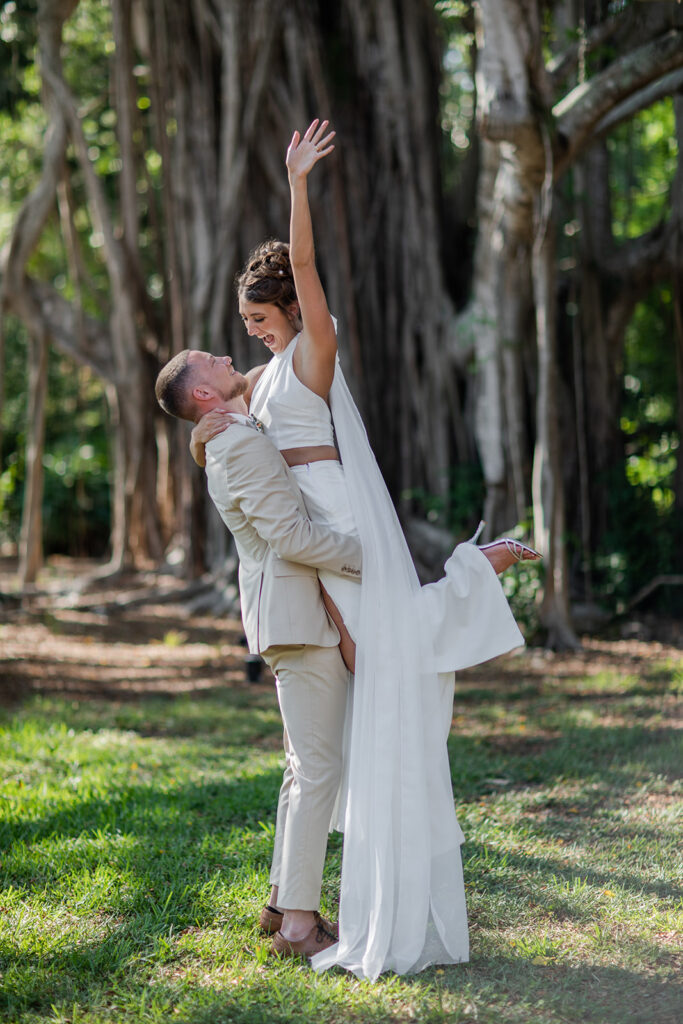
[1,0,682,645]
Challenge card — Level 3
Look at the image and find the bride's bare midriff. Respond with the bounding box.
[280,445,340,467]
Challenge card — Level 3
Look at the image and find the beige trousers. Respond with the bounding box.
[263,642,349,910]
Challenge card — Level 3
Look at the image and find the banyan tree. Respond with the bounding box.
[4,0,683,647]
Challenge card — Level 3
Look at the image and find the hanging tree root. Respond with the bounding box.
[623,574,683,614]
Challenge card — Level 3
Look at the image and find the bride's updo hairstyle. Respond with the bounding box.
[236,240,302,330]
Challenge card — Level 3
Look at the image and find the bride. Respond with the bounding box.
[191,119,538,980]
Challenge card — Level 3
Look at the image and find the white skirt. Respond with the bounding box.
[290,460,361,641]
[290,459,360,834]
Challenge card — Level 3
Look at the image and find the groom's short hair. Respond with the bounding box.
[156,350,195,420]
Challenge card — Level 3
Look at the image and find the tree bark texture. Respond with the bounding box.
[18,333,49,585]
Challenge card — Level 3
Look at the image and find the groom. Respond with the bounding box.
[155,349,362,959]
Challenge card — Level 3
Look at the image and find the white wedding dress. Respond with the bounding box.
[250,331,524,980]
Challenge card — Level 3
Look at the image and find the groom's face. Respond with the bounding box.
[187,350,248,402]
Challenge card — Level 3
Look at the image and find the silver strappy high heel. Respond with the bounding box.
[467,521,541,561]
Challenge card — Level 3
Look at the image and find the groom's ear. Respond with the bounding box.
[192,383,213,404]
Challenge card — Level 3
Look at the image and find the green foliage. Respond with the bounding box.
[436,1,474,160]
[622,287,677,444]
[590,285,681,609]
[60,0,127,298]
[0,0,136,559]
[0,73,46,245]
[593,465,674,604]
[62,0,114,99]
[0,3,112,551]
[0,317,111,557]
[608,99,678,240]
[501,558,543,638]
[0,318,28,547]
[404,461,486,538]
[579,91,680,608]
[0,0,38,113]
[40,436,111,558]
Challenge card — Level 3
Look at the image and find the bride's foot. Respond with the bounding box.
[479,537,541,574]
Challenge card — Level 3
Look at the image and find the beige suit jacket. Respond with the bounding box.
[204,423,362,655]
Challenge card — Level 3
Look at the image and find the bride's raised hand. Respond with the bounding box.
[189,410,237,468]
[286,118,336,181]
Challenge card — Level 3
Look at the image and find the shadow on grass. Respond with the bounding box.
[463,839,683,905]
[2,947,680,1024]
[0,602,259,708]
[0,687,281,738]
[0,663,265,707]
[6,603,241,647]
[0,772,288,1018]
[1,769,285,858]
[457,676,679,703]
[456,956,682,1024]
[448,724,682,800]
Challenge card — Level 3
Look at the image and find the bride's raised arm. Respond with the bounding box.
[286,119,338,399]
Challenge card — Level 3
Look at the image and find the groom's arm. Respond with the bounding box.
[217,429,362,579]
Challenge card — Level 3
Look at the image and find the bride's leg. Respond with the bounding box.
[320,583,356,673]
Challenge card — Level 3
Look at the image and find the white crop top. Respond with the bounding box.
[249,333,336,450]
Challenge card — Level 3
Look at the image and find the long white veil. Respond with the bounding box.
[311,360,523,979]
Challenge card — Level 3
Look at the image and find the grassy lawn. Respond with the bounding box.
[1,612,681,1023]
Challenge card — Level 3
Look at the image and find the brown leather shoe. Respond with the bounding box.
[271,912,339,958]
[259,904,284,934]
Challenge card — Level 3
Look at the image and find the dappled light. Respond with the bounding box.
[2,572,681,1023]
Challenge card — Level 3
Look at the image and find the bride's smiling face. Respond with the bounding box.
[239,300,299,355]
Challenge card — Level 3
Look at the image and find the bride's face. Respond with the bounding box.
[239,300,298,355]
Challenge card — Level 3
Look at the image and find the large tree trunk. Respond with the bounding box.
[18,334,49,585]
[532,191,576,648]
[571,142,621,591]
[466,138,533,538]
[472,0,578,645]
[470,0,553,545]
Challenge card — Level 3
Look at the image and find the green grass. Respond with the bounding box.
[1,655,682,1024]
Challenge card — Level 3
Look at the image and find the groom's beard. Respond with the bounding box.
[218,376,249,402]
